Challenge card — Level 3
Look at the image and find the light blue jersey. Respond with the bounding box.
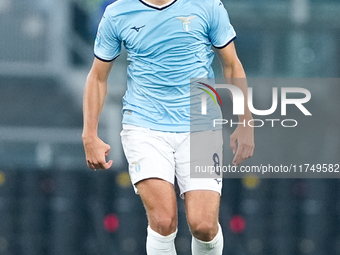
[94,0,236,132]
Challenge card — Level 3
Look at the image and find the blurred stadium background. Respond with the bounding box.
[0,0,340,254]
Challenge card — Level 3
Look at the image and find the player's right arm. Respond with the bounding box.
[82,58,114,170]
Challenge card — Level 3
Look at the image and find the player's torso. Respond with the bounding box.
[107,0,214,78]
[104,0,221,131]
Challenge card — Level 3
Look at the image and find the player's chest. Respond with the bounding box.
[116,11,209,52]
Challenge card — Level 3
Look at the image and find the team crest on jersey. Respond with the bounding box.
[176,15,197,32]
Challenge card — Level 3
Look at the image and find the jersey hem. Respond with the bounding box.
[122,120,222,133]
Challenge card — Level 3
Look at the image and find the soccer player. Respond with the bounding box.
[82,0,254,254]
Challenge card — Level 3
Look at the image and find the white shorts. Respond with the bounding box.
[120,124,223,198]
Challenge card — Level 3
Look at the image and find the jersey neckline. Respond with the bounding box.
[138,0,177,10]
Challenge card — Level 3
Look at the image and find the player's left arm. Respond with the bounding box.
[216,42,255,166]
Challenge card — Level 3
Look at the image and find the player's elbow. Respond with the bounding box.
[86,69,105,87]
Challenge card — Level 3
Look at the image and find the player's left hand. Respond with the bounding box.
[230,125,255,166]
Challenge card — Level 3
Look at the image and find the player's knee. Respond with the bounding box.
[152,215,177,236]
[189,220,218,241]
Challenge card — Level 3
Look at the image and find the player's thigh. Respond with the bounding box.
[136,178,177,235]
[120,124,176,192]
[175,129,223,198]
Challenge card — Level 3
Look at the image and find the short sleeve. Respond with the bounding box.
[94,9,121,62]
[209,0,237,49]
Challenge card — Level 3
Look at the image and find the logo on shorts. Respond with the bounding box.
[131,158,144,173]
[176,15,197,32]
[214,179,221,185]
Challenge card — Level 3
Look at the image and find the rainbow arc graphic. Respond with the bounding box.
[198,82,222,115]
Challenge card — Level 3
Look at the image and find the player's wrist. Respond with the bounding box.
[237,112,253,122]
[82,131,99,142]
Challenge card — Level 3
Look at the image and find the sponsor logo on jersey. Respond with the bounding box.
[176,15,197,32]
[131,25,145,32]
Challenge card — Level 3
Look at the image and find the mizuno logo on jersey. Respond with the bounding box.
[131,25,145,32]
[176,15,197,32]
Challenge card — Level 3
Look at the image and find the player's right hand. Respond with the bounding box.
[82,136,113,170]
